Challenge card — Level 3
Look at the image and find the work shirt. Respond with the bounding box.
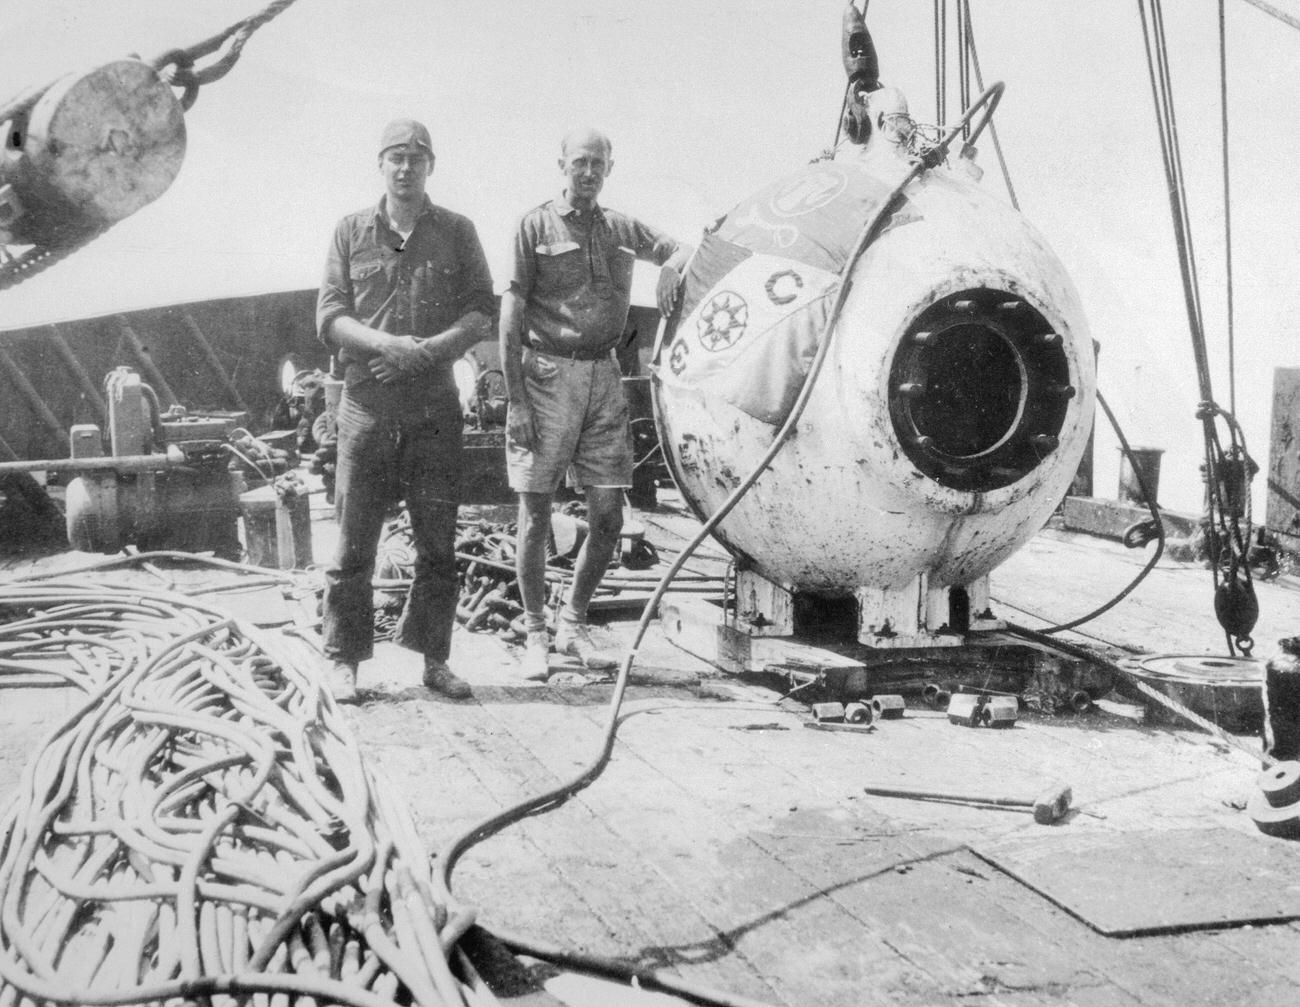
[317,195,494,412]
[508,193,678,356]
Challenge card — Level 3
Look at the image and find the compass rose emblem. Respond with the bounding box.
[697,291,749,351]
[669,338,690,376]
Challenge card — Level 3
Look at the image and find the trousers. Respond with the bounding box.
[323,389,463,664]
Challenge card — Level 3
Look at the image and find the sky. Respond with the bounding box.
[1,0,1299,517]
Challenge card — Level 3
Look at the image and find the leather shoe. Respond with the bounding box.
[555,621,618,670]
[423,660,471,699]
[520,631,551,681]
[326,660,358,704]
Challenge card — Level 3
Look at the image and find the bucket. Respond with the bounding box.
[1117,446,1164,506]
[239,484,313,569]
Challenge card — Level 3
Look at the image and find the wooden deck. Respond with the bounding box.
[3,494,1300,1005]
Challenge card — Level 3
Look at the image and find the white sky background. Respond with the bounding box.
[1,0,1298,516]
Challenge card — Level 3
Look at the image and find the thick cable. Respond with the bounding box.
[1034,389,1166,634]
[436,85,1006,1006]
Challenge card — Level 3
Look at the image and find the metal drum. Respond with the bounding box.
[1121,654,1263,730]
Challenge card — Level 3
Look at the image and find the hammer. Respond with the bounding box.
[863,782,1072,824]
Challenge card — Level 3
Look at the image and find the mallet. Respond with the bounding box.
[863,781,1073,824]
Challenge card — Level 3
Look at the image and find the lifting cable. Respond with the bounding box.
[934,0,947,127]
[957,1,1019,209]
[951,3,1203,634]
[947,1,1169,637]
[434,85,1006,1007]
[1218,0,1237,418]
[1136,0,1258,656]
[956,1,970,140]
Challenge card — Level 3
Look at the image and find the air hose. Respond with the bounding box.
[435,85,1007,1007]
[1034,388,1167,634]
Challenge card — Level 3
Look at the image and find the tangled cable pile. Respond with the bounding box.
[373,512,724,647]
[0,579,478,1006]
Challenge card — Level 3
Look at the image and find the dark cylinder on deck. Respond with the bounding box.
[1117,446,1164,506]
[1264,637,1300,764]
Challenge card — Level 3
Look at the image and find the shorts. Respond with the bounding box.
[506,348,633,494]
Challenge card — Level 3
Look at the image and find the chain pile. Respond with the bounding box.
[373,512,724,646]
[0,580,479,1006]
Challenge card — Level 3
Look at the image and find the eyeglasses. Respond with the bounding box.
[384,151,431,168]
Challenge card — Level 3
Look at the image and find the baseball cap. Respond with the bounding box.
[379,118,433,156]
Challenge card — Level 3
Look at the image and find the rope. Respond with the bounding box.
[1006,622,1273,769]
[1136,0,1258,656]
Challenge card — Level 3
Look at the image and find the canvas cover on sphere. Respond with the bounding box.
[658,159,916,425]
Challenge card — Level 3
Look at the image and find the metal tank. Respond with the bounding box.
[652,84,1095,646]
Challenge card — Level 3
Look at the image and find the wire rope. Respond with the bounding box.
[1218,0,1237,416]
[960,1,1019,209]
[1136,0,1258,655]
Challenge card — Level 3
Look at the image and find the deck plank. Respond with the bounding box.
[6,508,1300,1006]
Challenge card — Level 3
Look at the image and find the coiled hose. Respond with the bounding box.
[0,576,484,1007]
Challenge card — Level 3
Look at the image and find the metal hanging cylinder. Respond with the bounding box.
[0,60,186,246]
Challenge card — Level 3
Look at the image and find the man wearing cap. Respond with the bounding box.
[317,118,494,701]
[501,127,692,681]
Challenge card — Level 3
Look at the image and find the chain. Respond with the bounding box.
[150,0,301,110]
[0,228,109,293]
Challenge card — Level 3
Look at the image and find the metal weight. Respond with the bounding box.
[1248,761,1300,840]
[811,702,846,723]
[947,692,1018,728]
[870,694,905,719]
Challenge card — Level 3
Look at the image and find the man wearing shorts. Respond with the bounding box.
[317,118,495,701]
[500,127,692,680]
